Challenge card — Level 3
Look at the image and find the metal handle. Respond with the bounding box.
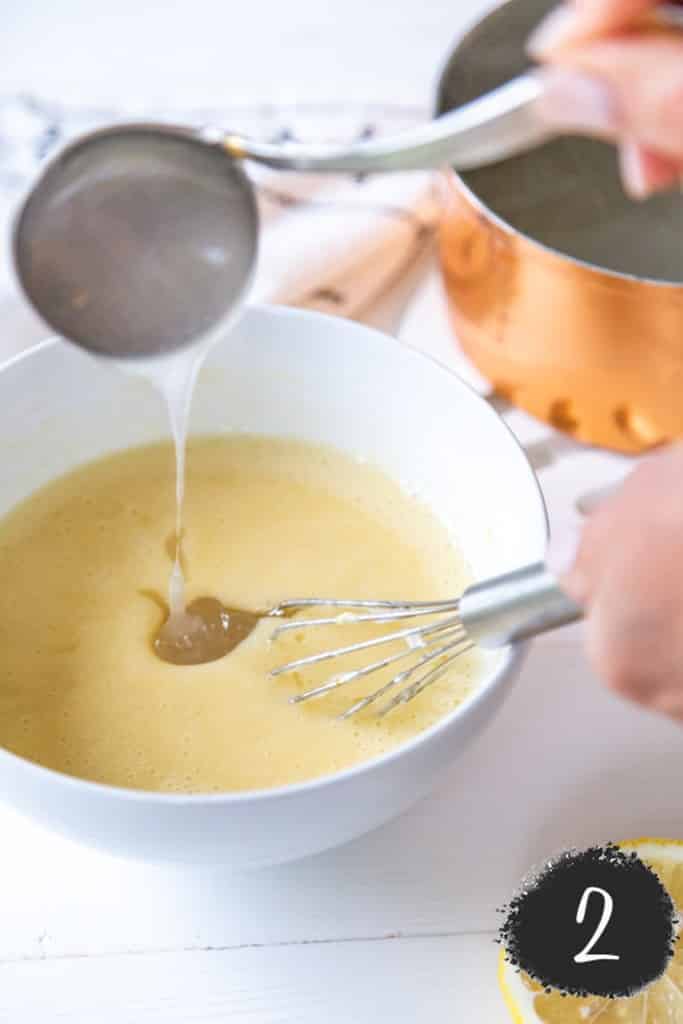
[459,562,582,648]
[222,73,550,173]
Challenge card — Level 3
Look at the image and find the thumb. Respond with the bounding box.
[618,141,682,199]
[528,0,661,57]
[536,35,683,161]
[545,481,621,600]
[545,509,584,591]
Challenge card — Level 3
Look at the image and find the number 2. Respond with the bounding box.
[573,886,620,964]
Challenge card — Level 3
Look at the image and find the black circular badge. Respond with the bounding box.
[498,843,677,998]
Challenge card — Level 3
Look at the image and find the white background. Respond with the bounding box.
[1,2,682,1021]
[2,0,483,108]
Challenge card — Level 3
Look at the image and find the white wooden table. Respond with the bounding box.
[1,3,682,1021]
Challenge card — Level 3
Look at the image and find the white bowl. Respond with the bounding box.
[0,304,547,865]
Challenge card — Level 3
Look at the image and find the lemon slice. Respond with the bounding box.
[499,839,683,1023]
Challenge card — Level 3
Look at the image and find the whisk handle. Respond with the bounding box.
[459,562,582,648]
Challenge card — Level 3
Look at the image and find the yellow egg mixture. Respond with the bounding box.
[0,435,491,792]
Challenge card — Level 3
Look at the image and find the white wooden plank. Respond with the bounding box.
[0,933,505,1023]
[0,0,493,108]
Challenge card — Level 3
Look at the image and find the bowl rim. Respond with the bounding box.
[433,0,683,291]
[0,302,548,806]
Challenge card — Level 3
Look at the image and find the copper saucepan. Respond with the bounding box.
[436,0,683,453]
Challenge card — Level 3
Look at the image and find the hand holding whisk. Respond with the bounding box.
[270,562,582,719]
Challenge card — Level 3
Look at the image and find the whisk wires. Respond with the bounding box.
[270,598,472,718]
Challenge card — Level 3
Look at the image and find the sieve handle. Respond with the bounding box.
[459,562,582,649]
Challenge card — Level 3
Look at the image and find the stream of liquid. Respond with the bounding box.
[154,347,202,621]
[123,344,249,665]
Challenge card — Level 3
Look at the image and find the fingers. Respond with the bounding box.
[584,547,683,720]
[528,0,658,57]
[534,35,683,162]
[618,140,682,197]
[551,444,683,605]
[560,444,683,722]
[560,493,619,606]
[529,2,683,196]
[584,592,683,720]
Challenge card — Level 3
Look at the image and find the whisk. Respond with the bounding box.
[270,562,582,718]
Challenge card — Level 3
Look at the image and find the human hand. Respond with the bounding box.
[528,0,683,198]
[547,442,683,721]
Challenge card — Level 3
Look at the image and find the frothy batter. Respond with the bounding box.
[0,435,493,792]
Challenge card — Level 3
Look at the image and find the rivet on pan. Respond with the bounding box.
[491,380,515,403]
[548,399,579,433]
[613,405,662,446]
